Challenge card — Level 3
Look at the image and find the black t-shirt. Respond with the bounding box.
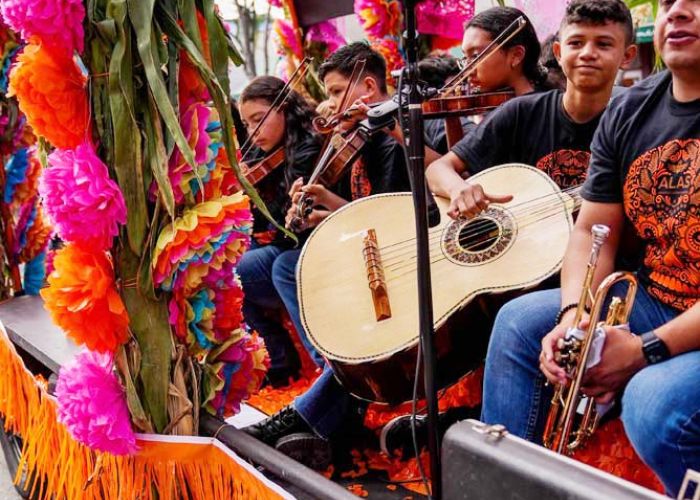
[333,131,412,200]
[582,71,700,312]
[451,90,603,189]
[424,118,477,155]
[245,133,321,247]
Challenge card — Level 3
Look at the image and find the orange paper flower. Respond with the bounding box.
[41,244,129,353]
[8,44,89,149]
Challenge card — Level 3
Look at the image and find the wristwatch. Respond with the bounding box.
[640,330,671,365]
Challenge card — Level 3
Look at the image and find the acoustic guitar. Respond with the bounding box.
[296,164,581,404]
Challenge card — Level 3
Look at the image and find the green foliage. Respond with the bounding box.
[84,0,273,433]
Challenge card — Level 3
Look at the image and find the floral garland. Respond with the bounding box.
[353,0,404,89]
[0,21,50,299]
[4,1,267,457]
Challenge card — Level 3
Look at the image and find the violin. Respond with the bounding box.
[420,89,514,119]
[288,124,372,232]
[235,146,285,188]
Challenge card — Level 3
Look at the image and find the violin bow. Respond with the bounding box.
[440,16,527,97]
[312,58,367,134]
[239,57,312,157]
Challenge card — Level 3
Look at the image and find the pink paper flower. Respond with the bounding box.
[274,19,303,59]
[354,0,402,39]
[40,142,127,250]
[305,20,346,55]
[55,350,137,456]
[0,0,85,54]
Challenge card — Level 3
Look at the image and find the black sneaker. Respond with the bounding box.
[243,406,312,446]
[379,407,481,456]
[275,432,332,471]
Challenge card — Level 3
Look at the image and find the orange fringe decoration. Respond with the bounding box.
[0,324,288,499]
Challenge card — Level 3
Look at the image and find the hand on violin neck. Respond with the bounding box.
[447,181,513,220]
[336,96,371,131]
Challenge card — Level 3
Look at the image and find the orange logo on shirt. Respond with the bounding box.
[535,150,591,189]
[624,139,700,311]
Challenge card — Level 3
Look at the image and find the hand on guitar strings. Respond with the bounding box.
[447,181,513,220]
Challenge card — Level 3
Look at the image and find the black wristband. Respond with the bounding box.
[555,303,579,325]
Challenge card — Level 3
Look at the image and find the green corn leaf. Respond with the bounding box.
[144,88,177,222]
[117,243,172,433]
[107,0,149,253]
[157,4,297,242]
[127,0,199,178]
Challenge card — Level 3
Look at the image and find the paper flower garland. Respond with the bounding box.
[166,103,224,206]
[354,0,402,39]
[40,142,127,250]
[41,244,129,353]
[0,0,85,54]
[152,193,252,293]
[55,350,137,456]
[370,38,404,84]
[305,20,346,56]
[204,333,270,417]
[8,44,89,149]
[274,19,303,60]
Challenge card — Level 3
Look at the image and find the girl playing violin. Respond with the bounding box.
[462,6,548,97]
[236,76,324,385]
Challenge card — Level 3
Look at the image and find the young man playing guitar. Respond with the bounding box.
[482,0,700,495]
[427,0,636,217]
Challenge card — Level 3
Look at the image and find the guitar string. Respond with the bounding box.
[380,193,580,263]
[384,206,573,283]
[378,191,581,265]
[383,201,572,272]
[323,203,572,291]
[376,186,581,257]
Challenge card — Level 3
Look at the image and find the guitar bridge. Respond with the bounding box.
[362,229,391,321]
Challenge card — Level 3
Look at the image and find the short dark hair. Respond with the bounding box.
[467,7,547,89]
[318,42,388,94]
[418,54,461,89]
[561,0,634,45]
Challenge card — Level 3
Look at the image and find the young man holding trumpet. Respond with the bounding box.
[481,0,700,495]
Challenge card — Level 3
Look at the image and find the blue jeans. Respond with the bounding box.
[238,245,295,372]
[270,249,324,367]
[293,367,357,439]
[482,286,700,495]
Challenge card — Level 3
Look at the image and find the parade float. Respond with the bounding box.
[0,0,680,499]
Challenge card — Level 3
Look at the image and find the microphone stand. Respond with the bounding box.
[399,1,441,498]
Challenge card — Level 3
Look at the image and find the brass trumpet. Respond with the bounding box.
[543,224,637,455]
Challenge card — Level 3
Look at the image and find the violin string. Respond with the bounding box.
[376,186,581,260]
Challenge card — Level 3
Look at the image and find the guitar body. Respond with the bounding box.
[297,164,575,404]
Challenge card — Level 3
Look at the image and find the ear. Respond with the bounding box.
[362,75,379,99]
[508,45,526,68]
[552,40,562,64]
[620,44,638,69]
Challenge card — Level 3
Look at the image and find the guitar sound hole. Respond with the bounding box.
[441,206,516,266]
[458,218,499,252]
